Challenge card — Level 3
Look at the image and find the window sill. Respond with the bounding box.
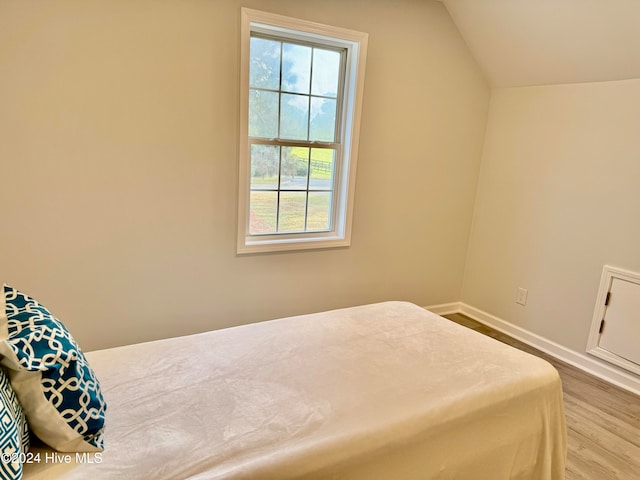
[237,234,351,254]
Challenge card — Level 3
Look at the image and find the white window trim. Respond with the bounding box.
[237,8,368,254]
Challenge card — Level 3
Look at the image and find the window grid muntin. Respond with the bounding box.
[248,32,344,237]
[249,32,346,145]
[248,139,338,236]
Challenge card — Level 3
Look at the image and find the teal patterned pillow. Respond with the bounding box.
[0,367,30,480]
[0,284,106,452]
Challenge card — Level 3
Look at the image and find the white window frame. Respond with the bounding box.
[237,8,368,254]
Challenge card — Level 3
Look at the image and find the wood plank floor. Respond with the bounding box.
[443,313,640,480]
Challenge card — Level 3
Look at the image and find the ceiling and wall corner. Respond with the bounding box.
[439,0,640,87]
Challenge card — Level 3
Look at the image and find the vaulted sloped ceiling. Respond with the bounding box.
[439,0,640,87]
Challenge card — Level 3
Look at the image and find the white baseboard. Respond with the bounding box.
[423,302,462,316]
[458,303,640,397]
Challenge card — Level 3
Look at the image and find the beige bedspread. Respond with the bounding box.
[23,301,566,479]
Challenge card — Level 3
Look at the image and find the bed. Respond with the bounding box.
[16,300,566,479]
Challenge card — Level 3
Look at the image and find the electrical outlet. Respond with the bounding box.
[516,287,528,306]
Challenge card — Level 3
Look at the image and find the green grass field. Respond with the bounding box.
[249,146,335,234]
[250,191,331,234]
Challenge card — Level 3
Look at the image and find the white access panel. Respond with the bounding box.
[587,265,640,375]
[599,278,640,366]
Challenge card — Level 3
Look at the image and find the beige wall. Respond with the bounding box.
[0,0,489,350]
[463,79,640,353]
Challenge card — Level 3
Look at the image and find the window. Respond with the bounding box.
[238,8,368,254]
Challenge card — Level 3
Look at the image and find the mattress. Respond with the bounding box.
[22,301,566,479]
